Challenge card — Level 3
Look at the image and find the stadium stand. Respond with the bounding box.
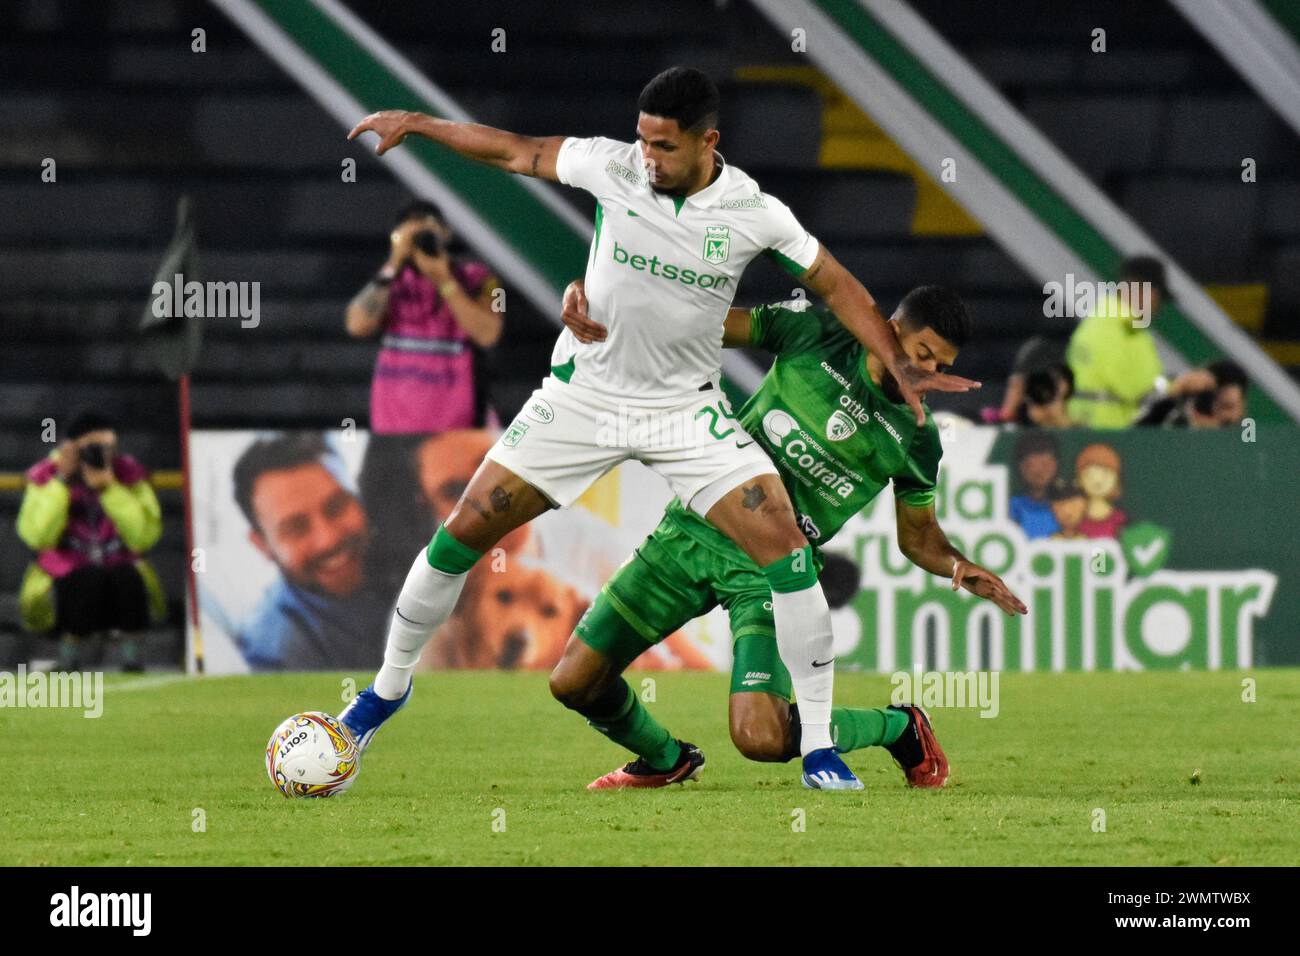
[2,0,1296,662]
[911,0,1300,358]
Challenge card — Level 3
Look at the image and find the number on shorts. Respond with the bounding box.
[696,401,736,441]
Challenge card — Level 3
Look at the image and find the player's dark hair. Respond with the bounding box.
[233,432,329,532]
[897,285,971,348]
[67,410,115,440]
[1207,359,1249,392]
[393,198,444,228]
[638,66,720,133]
[1014,430,1059,464]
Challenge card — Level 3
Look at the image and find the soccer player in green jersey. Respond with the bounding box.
[550,280,1028,790]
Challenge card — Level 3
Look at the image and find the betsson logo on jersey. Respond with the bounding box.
[611,241,731,290]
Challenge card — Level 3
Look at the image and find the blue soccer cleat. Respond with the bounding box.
[801,747,865,790]
[339,681,412,753]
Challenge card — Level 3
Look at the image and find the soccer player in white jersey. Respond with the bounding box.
[341,67,977,789]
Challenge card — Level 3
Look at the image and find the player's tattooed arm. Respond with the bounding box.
[801,245,979,425]
[347,111,565,181]
[801,247,901,367]
[895,500,1027,615]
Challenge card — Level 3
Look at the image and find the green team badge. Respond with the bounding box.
[502,421,530,447]
[826,409,858,441]
[703,225,730,264]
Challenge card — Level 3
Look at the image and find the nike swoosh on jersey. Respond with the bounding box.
[811,658,835,668]
[736,440,754,448]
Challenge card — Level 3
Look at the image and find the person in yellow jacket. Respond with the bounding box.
[1066,256,1170,429]
[16,412,165,671]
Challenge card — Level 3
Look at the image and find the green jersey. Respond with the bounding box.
[667,301,942,551]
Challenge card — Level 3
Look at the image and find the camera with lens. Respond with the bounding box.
[1191,387,1217,418]
[80,442,113,470]
[412,229,444,257]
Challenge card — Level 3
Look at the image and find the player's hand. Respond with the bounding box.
[893,356,981,426]
[952,560,1027,616]
[561,280,607,344]
[348,110,413,156]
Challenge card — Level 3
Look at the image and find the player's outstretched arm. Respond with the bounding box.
[348,110,565,181]
[801,247,980,425]
[895,500,1028,616]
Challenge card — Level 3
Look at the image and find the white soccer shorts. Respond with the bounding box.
[485,375,777,516]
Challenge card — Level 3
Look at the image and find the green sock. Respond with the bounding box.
[587,683,681,772]
[830,706,910,753]
[425,523,482,574]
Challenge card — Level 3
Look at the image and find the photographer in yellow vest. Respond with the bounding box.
[1066,256,1170,429]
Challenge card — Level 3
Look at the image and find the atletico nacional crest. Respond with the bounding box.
[826,409,858,442]
[703,225,730,264]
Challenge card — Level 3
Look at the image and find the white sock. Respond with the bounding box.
[374,554,469,699]
[771,582,836,755]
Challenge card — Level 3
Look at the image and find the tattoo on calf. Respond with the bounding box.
[489,486,513,513]
[742,484,768,511]
[530,151,541,177]
[467,497,492,521]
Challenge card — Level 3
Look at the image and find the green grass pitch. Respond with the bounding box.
[3,670,1298,866]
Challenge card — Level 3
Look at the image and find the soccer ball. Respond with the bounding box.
[265,712,360,798]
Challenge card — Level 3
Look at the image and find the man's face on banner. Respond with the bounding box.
[248,462,369,597]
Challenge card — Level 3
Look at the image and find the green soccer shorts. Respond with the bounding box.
[575,509,824,699]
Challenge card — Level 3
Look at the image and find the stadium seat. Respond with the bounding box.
[1021,94,1162,181]
[770,171,915,241]
[1163,96,1293,172]
[1121,177,1261,279]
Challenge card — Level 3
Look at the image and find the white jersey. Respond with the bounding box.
[552,136,820,405]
